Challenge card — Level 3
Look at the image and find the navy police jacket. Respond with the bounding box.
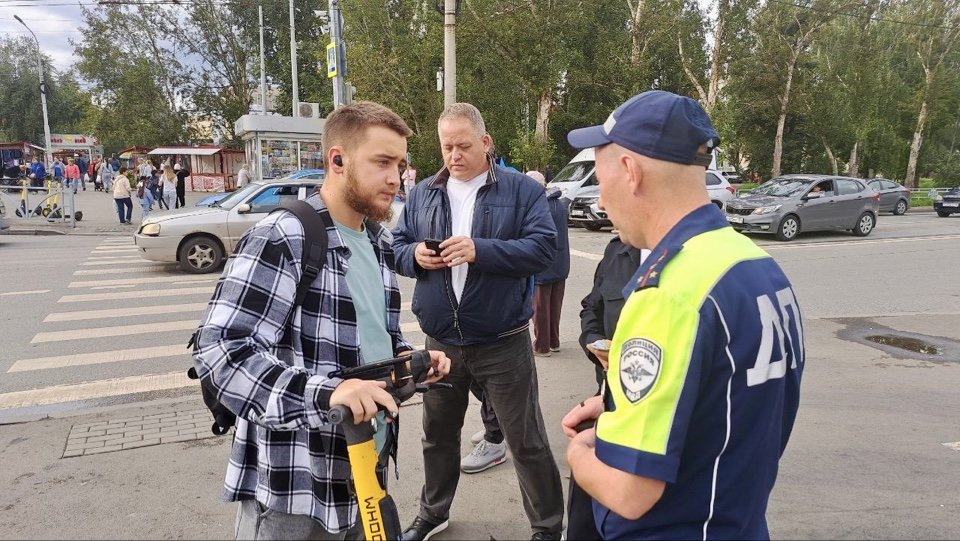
[392,161,558,346]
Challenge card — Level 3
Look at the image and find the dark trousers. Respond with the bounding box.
[470,383,503,444]
[419,332,564,535]
[176,182,185,208]
[114,197,132,223]
[566,473,602,540]
[533,281,566,354]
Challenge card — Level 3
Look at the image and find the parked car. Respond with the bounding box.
[567,186,610,231]
[865,178,911,215]
[135,178,322,273]
[934,187,960,217]
[706,169,736,209]
[725,174,879,241]
[195,169,325,207]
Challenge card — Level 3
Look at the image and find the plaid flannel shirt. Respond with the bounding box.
[192,192,413,532]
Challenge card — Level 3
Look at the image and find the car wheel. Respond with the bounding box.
[893,199,908,215]
[584,222,602,231]
[775,215,800,241]
[712,200,723,209]
[73,211,83,222]
[937,211,951,218]
[853,212,875,237]
[178,236,223,274]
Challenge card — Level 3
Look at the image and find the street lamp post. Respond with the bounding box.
[14,15,53,169]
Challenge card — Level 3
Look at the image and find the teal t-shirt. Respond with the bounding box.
[335,220,393,452]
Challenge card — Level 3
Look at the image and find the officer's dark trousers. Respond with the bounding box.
[419,331,564,535]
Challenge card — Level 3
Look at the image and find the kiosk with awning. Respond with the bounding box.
[148,145,245,192]
[118,146,152,169]
[234,114,325,181]
[50,134,102,163]
[0,141,43,169]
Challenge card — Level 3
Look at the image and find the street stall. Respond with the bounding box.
[234,114,326,181]
[1,141,44,172]
[50,133,102,163]
[118,146,152,169]
[148,146,245,192]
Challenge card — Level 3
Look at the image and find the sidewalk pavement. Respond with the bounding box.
[2,188,213,237]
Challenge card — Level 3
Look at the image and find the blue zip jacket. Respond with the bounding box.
[536,189,571,285]
[392,161,558,346]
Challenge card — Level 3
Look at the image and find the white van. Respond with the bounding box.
[547,148,596,203]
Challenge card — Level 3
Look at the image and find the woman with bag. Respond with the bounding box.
[112,166,134,224]
[158,164,176,210]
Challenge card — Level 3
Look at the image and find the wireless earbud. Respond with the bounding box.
[333,155,343,167]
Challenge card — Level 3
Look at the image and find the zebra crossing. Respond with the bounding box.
[0,237,426,413]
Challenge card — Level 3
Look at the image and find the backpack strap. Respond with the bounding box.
[274,199,330,306]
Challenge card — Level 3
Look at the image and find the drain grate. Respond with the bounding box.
[865,335,941,356]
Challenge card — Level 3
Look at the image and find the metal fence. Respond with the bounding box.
[0,180,80,227]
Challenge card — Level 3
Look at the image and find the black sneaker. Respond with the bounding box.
[531,532,562,541]
[401,516,449,541]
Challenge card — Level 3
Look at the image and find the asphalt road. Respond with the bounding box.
[0,210,958,539]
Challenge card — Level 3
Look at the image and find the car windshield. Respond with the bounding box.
[751,178,812,197]
[549,161,594,185]
[216,183,262,210]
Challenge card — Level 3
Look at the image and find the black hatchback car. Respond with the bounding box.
[865,178,911,215]
[935,187,960,217]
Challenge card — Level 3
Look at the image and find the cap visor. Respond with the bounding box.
[567,125,611,149]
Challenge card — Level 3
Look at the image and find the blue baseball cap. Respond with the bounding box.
[567,91,719,166]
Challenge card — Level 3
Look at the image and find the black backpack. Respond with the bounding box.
[187,199,330,435]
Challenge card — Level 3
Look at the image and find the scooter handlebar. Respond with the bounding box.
[328,404,350,425]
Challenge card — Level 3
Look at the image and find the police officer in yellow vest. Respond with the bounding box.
[561,91,804,540]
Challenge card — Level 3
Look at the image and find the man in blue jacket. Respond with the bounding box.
[393,103,564,541]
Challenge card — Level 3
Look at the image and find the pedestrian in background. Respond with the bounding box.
[52,157,64,187]
[159,164,176,210]
[136,178,154,222]
[237,163,250,187]
[98,158,114,193]
[75,153,88,191]
[137,158,152,183]
[112,166,134,224]
[528,170,570,357]
[174,163,188,208]
[65,158,81,194]
[29,158,45,187]
[401,161,417,193]
[147,168,160,209]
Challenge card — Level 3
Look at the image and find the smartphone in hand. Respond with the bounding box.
[424,239,443,256]
[590,339,612,351]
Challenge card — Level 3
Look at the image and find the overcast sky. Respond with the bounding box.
[1,4,87,72]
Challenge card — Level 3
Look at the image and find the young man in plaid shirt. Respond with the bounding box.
[192,102,450,541]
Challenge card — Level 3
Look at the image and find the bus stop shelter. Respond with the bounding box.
[234,114,325,181]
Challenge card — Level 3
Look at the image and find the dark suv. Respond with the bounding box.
[935,187,960,217]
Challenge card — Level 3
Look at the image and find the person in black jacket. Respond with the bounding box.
[529,170,570,356]
[174,163,188,208]
[393,103,564,541]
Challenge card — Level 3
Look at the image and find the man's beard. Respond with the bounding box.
[343,164,394,224]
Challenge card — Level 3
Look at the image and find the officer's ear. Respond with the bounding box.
[621,153,645,198]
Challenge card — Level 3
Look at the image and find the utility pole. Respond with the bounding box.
[443,0,457,107]
[14,15,52,169]
[329,0,346,109]
[259,5,267,115]
[289,0,299,116]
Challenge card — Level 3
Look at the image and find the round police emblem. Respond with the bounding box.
[619,338,662,403]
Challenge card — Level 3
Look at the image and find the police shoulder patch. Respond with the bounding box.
[619,338,662,403]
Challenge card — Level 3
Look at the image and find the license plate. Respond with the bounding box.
[727,216,744,224]
[944,201,959,207]
[570,210,585,217]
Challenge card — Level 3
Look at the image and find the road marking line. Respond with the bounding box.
[81,258,157,266]
[0,289,50,296]
[943,442,960,452]
[74,266,177,275]
[92,247,140,253]
[44,303,208,322]
[173,280,217,286]
[31,320,198,343]
[58,287,214,303]
[91,285,138,290]
[0,371,195,410]
[8,345,187,373]
[87,255,144,260]
[763,233,960,250]
[570,249,603,261]
[70,275,218,288]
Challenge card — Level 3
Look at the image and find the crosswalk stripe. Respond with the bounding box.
[58,287,213,303]
[0,289,51,296]
[0,371,195,410]
[31,319,198,343]
[44,302,209,322]
[92,248,140,253]
[69,275,219,288]
[8,345,186,372]
[74,265,178,275]
[81,258,156,266]
[91,285,138,290]
[87,255,144,260]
